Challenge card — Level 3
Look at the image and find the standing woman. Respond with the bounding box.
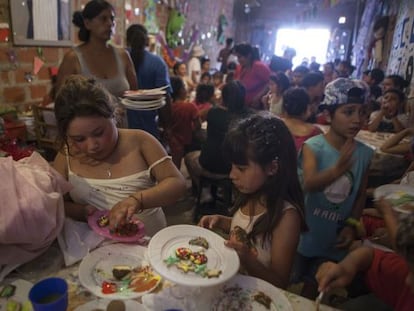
[56,0,137,115]
[234,43,271,110]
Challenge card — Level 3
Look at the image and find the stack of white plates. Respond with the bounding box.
[121,86,168,111]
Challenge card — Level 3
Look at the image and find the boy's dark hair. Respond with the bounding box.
[386,74,409,90]
[283,88,310,117]
[370,68,385,85]
[396,214,414,263]
[293,65,310,75]
[269,72,290,93]
[301,72,324,88]
[195,83,214,103]
[170,76,185,101]
[200,72,212,82]
[383,88,405,103]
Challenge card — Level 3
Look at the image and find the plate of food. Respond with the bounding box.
[147,224,239,287]
[210,274,293,311]
[88,210,145,243]
[74,299,145,311]
[78,244,161,299]
[374,184,414,214]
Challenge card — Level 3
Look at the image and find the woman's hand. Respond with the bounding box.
[108,196,139,229]
[335,226,356,249]
[198,215,221,229]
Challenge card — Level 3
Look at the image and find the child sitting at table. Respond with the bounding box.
[167,76,201,169]
[316,203,414,311]
[293,78,374,298]
[368,88,407,133]
[199,113,307,289]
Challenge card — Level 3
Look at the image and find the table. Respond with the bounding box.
[0,243,340,311]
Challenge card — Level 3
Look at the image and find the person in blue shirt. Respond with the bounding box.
[126,24,172,139]
[293,78,374,298]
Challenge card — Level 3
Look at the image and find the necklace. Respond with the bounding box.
[102,132,120,179]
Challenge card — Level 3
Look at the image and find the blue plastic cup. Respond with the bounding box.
[28,277,68,311]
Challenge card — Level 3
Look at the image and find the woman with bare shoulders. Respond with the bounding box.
[56,0,137,98]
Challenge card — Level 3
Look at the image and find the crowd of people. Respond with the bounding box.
[5,1,414,310]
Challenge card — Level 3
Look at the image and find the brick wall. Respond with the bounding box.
[0,0,235,111]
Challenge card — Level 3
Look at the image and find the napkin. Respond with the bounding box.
[57,218,106,266]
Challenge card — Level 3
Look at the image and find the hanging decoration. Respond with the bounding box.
[144,0,159,34]
[6,49,18,69]
[33,56,44,75]
[216,14,228,44]
[166,8,186,48]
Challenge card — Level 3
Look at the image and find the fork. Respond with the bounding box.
[315,291,324,311]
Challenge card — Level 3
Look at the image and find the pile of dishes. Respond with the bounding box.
[121,86,167,111]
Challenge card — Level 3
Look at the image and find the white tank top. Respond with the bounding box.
[67,155,171,236]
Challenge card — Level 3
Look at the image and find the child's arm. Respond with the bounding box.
[316,247,374,292]
[302,140,354,192]
[227,209,301,289]
[198,215,232,233]
[391,116,406,133]
[380,128,413,154]
[367,110,384,132]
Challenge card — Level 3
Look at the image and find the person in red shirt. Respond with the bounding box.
[316,210,414,311]
[233,43,271,110]
[167,76,201,169]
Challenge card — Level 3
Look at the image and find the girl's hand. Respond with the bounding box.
[374,197,394,216]
[316,262,352,293]
[85,204,97,220]
[335,226,355,249]
[198,215,221,229]
[225,237,257,265]
[108,196,140,229]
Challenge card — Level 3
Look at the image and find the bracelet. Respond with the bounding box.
[345,217,364,237]
[129,192,144,214]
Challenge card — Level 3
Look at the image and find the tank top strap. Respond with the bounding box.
[148,156,172,174]
[73,46,91,75]
[112,46,124,74]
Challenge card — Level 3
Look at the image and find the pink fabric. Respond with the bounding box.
[0,152,72,265]
[294,126,322,153]
[235,61,271,109]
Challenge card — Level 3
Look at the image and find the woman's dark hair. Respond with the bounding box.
[222,80,247,114]
[283,87,310,117]
[383,88,406,103]
[301,72,324,88]
[72,0,113,42]
[173,62,185,75]
[170,76,185,101]
[200,56,210,68]
[195,83,214,103]
[269,72,290,93]
[386,74,409,90]
[223,113,306,244]
[54,75,114,149]
[234,43,254,60]
[126,24,148,66]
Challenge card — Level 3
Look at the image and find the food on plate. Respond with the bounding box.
[112,222,139,237]
[398,203,414,213]
[112,265,132,280]
[175,247,192,260]
[230,226,258,256]
[106,300,125,311]
[164,243,222,278]
[97,215,109,228]
[189,236,209,249]
[253,291,272,309]
[97,264,160,295]
[386,191,414,206]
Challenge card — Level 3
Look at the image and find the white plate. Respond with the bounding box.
[147,225,239,287]
[74,299,145,311]
[374,184,414,214]
[210,274,293,311]
[78,244,160,299]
